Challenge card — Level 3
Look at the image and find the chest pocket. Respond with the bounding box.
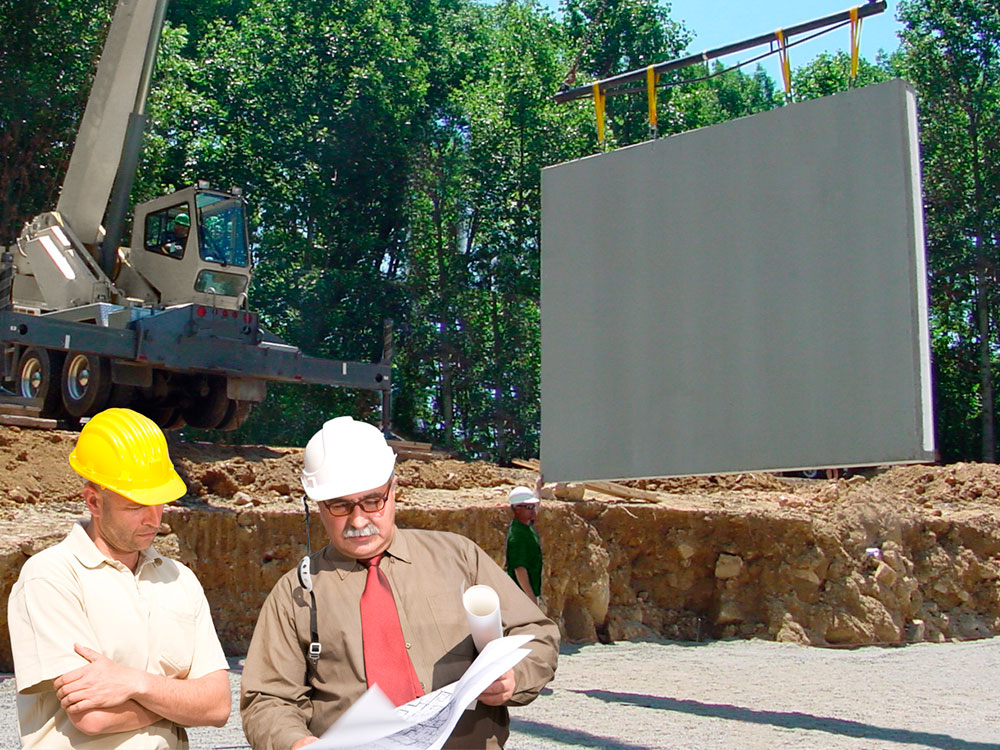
[426,592,476,686]
[156,609,198,678]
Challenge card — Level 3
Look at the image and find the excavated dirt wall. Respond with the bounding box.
[154,496,1000,657]
[1,425,999,673]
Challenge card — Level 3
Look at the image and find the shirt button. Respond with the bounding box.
[405,643,411,649]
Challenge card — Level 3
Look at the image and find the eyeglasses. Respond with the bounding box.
[320,479,393,517]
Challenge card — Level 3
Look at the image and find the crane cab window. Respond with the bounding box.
[195,269,248,296]
[196,192,249,267]
[144,204,191,259]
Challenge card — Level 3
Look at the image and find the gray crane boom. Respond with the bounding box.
[55,0,166,249]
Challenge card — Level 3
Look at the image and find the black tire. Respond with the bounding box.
[147,405,187,430]
[182,375,230,429]
[61,353,112,418]
[217,399,254,431]
[108,382,136,409]
[17,347,65,417]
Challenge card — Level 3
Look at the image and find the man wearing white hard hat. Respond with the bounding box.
[241,416,559,750]
[505,486,543,605]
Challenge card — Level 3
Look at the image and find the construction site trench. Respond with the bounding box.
[1,424,999,673]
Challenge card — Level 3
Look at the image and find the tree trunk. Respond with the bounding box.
[976,253,995,462]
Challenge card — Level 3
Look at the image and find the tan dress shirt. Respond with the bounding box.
[7,521,229,749]
[241,527,559,750]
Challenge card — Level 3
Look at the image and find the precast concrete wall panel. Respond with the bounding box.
[540,79,933,481]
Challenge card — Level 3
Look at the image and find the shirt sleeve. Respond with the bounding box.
[241,574,315,750]
[186,583,230,680]
[473,543,559,706]
[8,575,95,693]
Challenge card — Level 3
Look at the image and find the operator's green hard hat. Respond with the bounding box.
[173,212,190,227]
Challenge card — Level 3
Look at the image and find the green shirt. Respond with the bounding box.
[505,519,542,597]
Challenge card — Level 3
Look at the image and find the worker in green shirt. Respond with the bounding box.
[505,486,543,605]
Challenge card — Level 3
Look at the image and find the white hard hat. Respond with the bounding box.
[301,416,396,500]
[508,486,539,506]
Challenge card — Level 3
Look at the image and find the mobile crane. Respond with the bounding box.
[0,0,391,430]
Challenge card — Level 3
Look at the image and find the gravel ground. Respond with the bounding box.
[2,638,998,749]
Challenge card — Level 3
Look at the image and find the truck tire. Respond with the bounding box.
[17,347,65,417]
[147,405,186,430]
[61,353,112,418]
[217,399,253,431]
[182,375,230,429]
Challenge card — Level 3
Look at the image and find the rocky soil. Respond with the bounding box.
[1,424,999,673]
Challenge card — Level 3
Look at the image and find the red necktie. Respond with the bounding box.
[360,553,424,706]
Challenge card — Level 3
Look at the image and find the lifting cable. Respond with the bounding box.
[593,83,606,143]
[849,6,863,80]
[775,29,792,97]
[646,65,659,139]
[560,0,613,91]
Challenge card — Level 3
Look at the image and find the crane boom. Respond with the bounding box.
[55,0,166,246]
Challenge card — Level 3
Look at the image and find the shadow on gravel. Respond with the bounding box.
[574,690,1000,750]
[510,718,655,749]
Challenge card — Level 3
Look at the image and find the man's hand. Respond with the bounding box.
[291,737,320,749]
[54,644,140,714]
[477,668,515,706]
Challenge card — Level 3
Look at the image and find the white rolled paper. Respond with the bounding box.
[462,584,503,652]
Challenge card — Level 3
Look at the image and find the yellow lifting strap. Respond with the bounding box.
[849,7,863,79]
[646,65,658,137]
[775,29,791,96]
[593,83,606,143]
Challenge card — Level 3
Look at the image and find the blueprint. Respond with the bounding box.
[310,634,534,750]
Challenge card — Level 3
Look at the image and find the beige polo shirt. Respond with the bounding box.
[8,521,229,749]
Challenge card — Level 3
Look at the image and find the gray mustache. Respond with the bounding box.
[343,523,379,539]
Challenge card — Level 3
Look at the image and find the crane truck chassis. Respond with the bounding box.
[0,0,392,431]
[0,243,392,431]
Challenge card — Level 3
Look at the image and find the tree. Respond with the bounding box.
[560,0,690,146]
[158,0,437,445]
[0,0,116,241]
[896,0,1000,461]
[398,0,586,460]
[790,50,893,100]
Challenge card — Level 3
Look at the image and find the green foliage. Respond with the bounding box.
[896,0,1000,460]
[790,51,893,100]
[561,0,689,145]
[0,0,116,241]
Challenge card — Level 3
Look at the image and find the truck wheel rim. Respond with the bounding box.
[66,355,91,401]
[20,359,42,398]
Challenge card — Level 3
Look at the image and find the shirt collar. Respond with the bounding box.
[67,520,163,572]
[321,525,411,578]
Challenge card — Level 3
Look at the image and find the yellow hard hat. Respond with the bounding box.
[69,408,186,506]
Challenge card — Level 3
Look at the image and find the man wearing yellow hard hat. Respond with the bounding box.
[7,408,231,748]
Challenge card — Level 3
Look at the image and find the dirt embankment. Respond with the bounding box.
[1,424,999,672]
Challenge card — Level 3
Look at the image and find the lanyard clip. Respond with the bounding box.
[308,641,322,664]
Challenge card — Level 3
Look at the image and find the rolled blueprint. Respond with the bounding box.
[462,584,502,652]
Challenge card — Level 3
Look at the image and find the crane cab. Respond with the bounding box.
[126,184,252,310]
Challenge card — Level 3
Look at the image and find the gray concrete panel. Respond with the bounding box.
[541,80,933,481]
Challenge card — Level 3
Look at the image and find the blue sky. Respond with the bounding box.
[546,1,903,83]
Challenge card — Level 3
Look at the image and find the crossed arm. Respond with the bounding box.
[53,643,230,736]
